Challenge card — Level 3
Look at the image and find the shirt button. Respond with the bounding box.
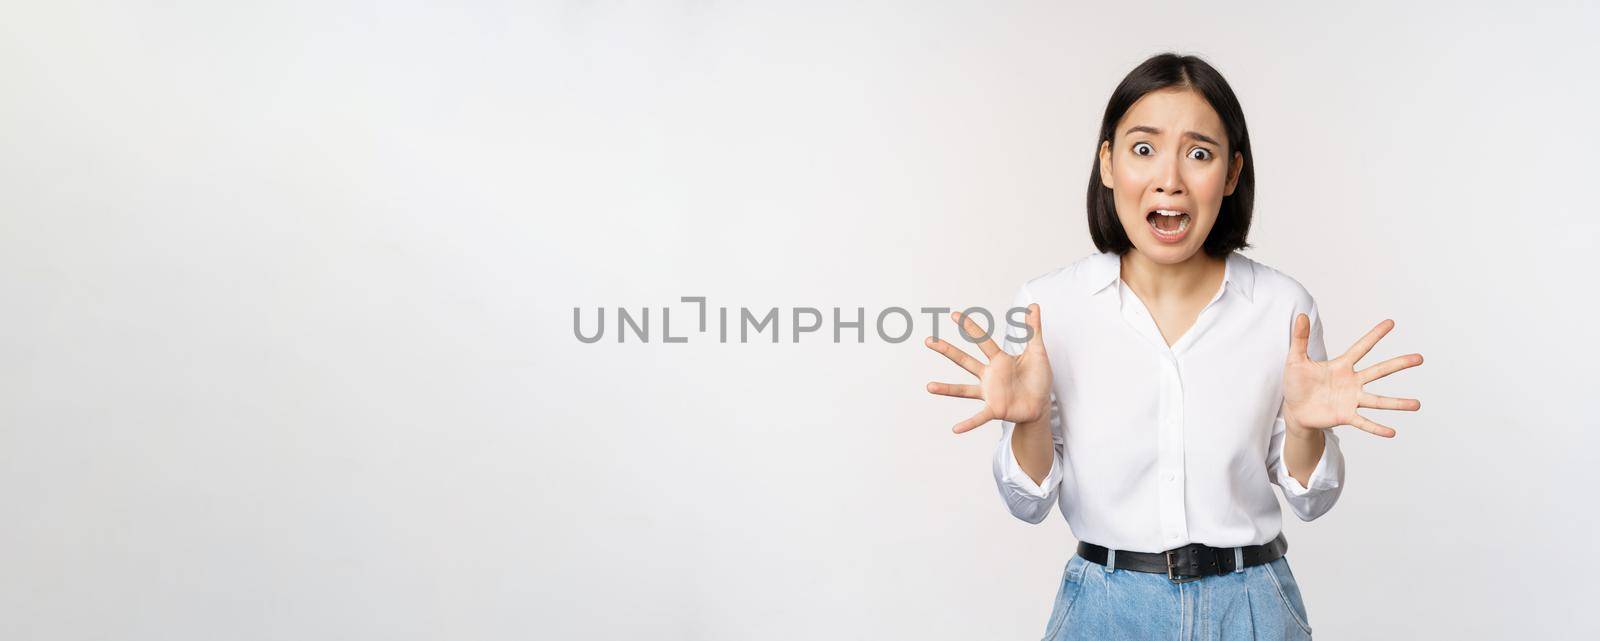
[1166,473,1177,482]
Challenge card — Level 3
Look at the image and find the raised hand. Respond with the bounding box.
[1282,314,1423,438]
[924,304,1052,434]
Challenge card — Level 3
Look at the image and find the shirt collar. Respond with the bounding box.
[1083,250,1256,303]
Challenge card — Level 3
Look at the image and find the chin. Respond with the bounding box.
[1124,225,1208,263]
[1131,242,1202,264]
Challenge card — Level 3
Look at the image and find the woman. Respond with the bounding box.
[923,53,1424,640]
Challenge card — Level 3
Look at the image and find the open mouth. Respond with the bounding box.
[1145,208,1191,242]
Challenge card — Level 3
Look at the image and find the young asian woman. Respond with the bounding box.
[923,53,1424,641]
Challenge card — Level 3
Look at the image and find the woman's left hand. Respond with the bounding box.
[1282,314,1424,438]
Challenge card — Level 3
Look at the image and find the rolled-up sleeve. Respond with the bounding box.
[993,397,1065,524]
[1267,412,1345,521]
[990,284,1065,524]
[1266,299,1346,521]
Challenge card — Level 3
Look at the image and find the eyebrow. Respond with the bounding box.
[1124,125,1222,147]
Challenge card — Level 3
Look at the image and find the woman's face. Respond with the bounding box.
[1099,87,1243,264]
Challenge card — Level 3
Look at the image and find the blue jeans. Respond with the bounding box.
[1041,552,1315,640]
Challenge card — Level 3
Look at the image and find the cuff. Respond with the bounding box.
[1277,428,1343,496]
[995,422,1060,499]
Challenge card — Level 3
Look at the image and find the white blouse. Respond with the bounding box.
[991,250,1344,553]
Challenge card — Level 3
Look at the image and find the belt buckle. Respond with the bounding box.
[1166,550,1202,584]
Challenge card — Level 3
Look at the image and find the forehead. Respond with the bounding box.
[1116,88,1226,140]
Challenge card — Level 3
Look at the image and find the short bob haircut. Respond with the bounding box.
[1087,53,1254,258]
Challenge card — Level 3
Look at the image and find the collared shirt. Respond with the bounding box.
[991,250,1344,553]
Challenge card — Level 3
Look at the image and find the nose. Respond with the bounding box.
[1154,153,1184,195]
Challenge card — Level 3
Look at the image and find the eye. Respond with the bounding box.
[1189,147,1213,161]
[1132,142,1154,156]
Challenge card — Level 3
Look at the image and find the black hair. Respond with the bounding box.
[1087,53,1254,257]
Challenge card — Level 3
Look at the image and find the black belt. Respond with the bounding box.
[1075,533,1288,584]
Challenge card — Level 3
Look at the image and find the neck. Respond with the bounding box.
[1119,249,1228,302]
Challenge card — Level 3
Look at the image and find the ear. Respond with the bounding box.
[1224,150,1244,196]
[1098,140,1114,189]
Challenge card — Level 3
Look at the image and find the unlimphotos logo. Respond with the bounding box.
[574,297,1035,345]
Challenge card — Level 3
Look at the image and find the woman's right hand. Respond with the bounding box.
[924,304,1053,433]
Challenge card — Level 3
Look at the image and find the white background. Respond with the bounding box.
[2,1,1597,639]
